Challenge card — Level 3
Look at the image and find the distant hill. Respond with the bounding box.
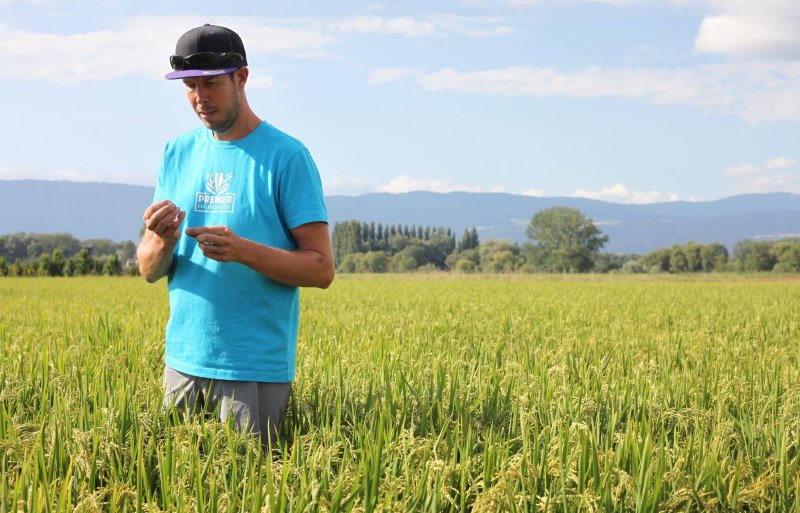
[3,180,799,254]
[3,180,154,243]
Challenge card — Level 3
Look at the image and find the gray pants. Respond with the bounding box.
[162,365,291,448]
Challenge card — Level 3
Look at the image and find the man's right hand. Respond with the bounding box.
[138,200,186,283]
[143,200,186,242]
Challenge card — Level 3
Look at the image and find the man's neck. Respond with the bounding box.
[213,110,262,142]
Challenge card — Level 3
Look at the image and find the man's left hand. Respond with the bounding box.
[185,226,246,263]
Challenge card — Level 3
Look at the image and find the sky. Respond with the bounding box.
[1,0,799,203]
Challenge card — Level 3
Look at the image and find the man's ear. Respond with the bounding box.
[234,67,249,89]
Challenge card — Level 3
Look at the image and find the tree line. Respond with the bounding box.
[332,221,472,273]
[332,207,800,274]
[626,239,800,273]
[2,207,799,276]
[0,233,138,277]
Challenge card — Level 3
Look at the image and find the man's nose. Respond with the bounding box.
[194,85,209,103]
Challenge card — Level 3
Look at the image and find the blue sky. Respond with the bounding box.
[1,0,798,203]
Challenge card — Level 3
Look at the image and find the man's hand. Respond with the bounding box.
[137,200,185,283]
[185,226,245,263]
[143,200,185,242]
[185,222,334,288]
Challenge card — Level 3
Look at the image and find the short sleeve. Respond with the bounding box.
[153,143,170,203]
[277,149,328,230]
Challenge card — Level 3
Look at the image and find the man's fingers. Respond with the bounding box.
[196,233,223,246]
[145,203,178,228]
[167,211,186,232]
[147,206,184,237]
[143,200,175,221]
[186,225,229,237]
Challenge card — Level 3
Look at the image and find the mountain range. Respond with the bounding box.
[3,179,799,254]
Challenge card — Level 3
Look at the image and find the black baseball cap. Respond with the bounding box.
[165,24,248,80]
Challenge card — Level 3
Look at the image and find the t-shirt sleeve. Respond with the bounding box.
[277,149,329,230]
[153,143,169,203]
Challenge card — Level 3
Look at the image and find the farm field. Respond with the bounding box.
[1,275,799,512]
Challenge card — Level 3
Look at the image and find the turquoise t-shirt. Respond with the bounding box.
[153,121,328,382]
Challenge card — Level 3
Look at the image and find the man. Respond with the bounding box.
[137,24,334,447]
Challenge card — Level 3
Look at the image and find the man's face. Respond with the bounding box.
[182,73,241,136]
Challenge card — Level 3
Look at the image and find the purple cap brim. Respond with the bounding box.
[164,67,239,80]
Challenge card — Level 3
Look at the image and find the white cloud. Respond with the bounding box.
[573,183,680,203]
[428,15,515,38]
[766,157,796,169]
[324,175,370,195]
[0,16,337,83]
[474,0,800,59]
[694,0,800,58]
[236,23,336,58]
[723,164,759,177]
[370,61,800,123]
[334,16,436,37]
[723,157,800,193]
[332,14,514,38]
[0,13,518,84]
[491,185,508,192]
[375,175,483,193]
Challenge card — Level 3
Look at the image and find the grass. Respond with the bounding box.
[0,275,799,512]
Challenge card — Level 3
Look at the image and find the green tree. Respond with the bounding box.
[669,245,689,273]
[0,233,30,261]
[102,254,122,276]
[332,221,362,265]
[621,260,645,273]
[479,240,522,273]
[700,243,728,271]
[445,249,480,273]
[387,234,411,255]
[424,230,456,269]
[392,245,426,271]
[458,227,480,251]
[772,241,800,272]
[525,207,608,273]
[38,253,52,276]
[363,251,389,273]
[637,247,671,273]
[50,249,66,276]
[593,253,639,273]
[9,259,23,277]
[338,253,366,273]
[73,249,94,276]
[391,254,418,272]
[682,242,704,272]
[733,240,776,272]
[126,261,140,277]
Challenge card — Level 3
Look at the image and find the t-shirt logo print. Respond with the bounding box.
[195,172,236,213]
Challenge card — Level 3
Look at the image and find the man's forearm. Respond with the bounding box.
[238,238,334,288]
[137,232,177,283]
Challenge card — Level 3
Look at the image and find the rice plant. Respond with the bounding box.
[0,275,798,512]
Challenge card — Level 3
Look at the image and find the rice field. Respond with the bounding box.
[1,275,799,512]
